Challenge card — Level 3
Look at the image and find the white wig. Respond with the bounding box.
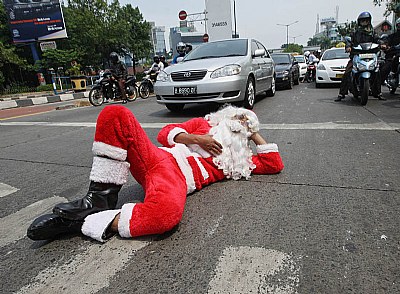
[205,105,260,180]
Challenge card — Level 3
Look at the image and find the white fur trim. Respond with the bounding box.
[92,141,127,161]
[256,143,279,154]
[194,157,209,180]
[118,203,136,238]
[167,127,187,146]
[160,144,196,194]
[81,209,121,242]
[188,143,211,158]
[90,156,130,185]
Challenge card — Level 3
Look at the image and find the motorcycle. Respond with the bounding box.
[346,37,380,106]
[88,71,138,106]
[304,60,318,83]
[138,71,158,99]
[385,44,400,94]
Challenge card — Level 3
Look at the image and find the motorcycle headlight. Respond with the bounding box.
[211,65,241,79]
[317,64,326,70]
[157,70,169,82]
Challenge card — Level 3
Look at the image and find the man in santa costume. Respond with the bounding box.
[28,105,284,242]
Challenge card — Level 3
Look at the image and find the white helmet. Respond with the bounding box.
[176,42,186,55]
[304,51,310,57]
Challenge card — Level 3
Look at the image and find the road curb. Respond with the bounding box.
[0,91,89,110]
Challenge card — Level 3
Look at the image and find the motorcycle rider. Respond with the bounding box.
[146,55,163,82]
[109,52,128,104]
[380,18,400,86]
[304,51,311,63]
[185,43,193,54]
[335,12,383,101]
[160,55,168,68]
[172,42,187,64]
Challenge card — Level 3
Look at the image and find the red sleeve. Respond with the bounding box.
[157,117,211,147]
[251,152,284,174]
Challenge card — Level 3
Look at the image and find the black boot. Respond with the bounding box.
[53,181,121,221]
[27,214,83,241]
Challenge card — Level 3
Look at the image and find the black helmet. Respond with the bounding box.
[185,43,193,54]
[109,52,118,64]
[357,12,372,27]
[153,55,160,63]
[176,42,186,55]
[160,55,166,61]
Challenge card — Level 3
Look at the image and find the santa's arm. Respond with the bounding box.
[250,132,284,174]
[157,117,211,147]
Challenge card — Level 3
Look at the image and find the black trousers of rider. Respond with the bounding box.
[339,60,353,96]
[380,59,393,85]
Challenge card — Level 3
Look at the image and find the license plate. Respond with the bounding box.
[359,53,375,59]
[336,74,344,78]
[174,87,197,95]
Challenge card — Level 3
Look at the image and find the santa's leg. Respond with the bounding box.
[54,105,164,221]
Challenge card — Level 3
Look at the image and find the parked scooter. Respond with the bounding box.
[138,71,157,99]
[346,36,380,106]
[88,71,138,106]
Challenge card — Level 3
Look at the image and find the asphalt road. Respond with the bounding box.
[0,83,399,294]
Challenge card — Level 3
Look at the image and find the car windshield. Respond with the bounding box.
[322,49,349,60]
[185,39,248,61]
[294,56,305,63]
[271,54,290,64]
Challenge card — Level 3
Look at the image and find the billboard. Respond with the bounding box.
[3,0,67,43]
[205,0,232,41]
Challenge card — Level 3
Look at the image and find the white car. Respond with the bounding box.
[315,48,349,87]
[293,55,307,81]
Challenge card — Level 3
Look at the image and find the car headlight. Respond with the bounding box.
[157,70,169,82]
[277,70,289,75]
[317,64,326,70]
[210,65,241,79]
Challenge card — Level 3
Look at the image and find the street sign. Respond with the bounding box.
[40,41,57,51]
[203,33,209,42]
[179,10,187,21]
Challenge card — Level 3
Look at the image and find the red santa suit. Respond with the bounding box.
[81,105,284,242]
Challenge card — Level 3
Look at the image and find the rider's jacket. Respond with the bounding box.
[110,61,127,79]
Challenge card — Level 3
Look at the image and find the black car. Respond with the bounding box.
[271,53,300,89]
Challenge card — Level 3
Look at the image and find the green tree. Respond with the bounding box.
[337,21,357,38]
[374,0,400,16]
[283,43,303,54]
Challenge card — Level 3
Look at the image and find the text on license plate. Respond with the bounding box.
[174,87,197,95]
[336,74,344,78]
[359,53,375,59]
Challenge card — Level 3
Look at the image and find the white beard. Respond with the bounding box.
[209,118,256,180]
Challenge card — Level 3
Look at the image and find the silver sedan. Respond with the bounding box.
[154,38,276,112]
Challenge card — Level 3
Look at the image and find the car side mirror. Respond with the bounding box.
[253,49,265,58]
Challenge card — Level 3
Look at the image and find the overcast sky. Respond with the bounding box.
[122,0,389,50]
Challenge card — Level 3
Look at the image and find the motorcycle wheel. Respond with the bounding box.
[126,85,138,102]
[139,84,150,99]
[360,78,369,106]
[88,87,105,106]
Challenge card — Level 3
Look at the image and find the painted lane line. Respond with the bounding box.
[0,182,19,198]
[0,196,66,248]
[0,121,399,131]
[208,246,299,294]
[16,238,150,294]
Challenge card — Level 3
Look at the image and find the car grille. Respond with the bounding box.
[171,70,208,82]
[330,66,346,72]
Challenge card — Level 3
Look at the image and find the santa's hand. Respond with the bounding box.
[250,132,267,145]
[198,135,223,156]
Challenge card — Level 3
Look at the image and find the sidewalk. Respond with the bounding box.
[0,91,90,110]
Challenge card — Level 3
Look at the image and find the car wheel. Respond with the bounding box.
[243,77,255,109]
[287,75,293,89]
[294,73,300,85]
[166,103,185,112]
[266,76,276,97]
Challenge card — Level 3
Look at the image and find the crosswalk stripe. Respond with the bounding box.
[0,182,19,198]
[0,121,399,130]
[208,246,299,294]
[16,238,149,294]
[0,196,66,248]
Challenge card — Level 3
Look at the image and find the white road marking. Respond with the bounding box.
[208,246,299,294]
[0,182,19,198]
[0,196,66,248]
[0,121,399,130]
[16,238,149,294]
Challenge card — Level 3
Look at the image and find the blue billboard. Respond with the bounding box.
[3,0,67,43]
